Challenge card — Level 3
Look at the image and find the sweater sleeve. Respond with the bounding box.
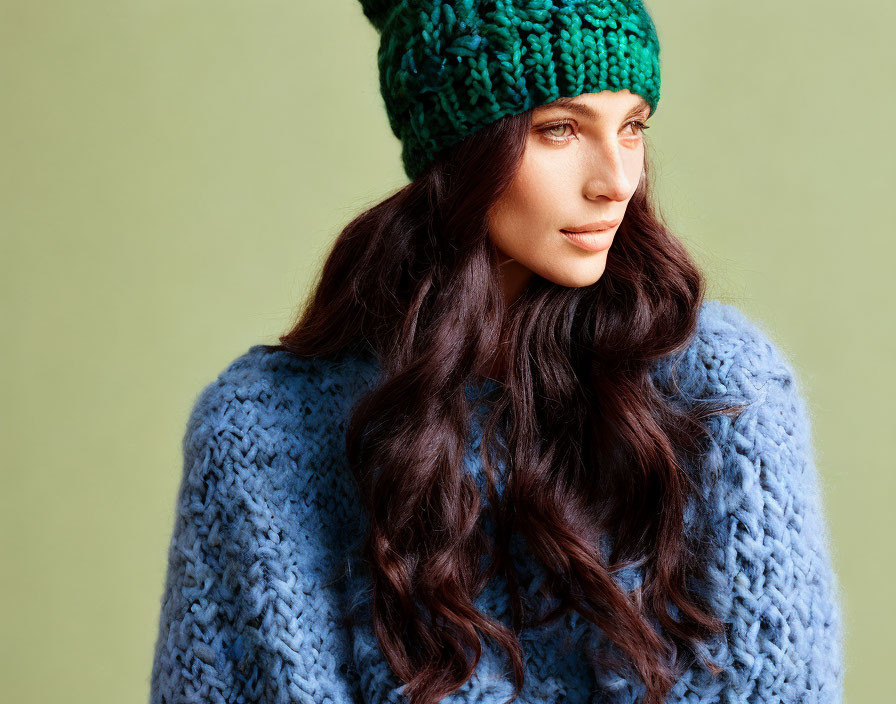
[702,326,846,702]
[149,368,364,704]
[148,387,266,704]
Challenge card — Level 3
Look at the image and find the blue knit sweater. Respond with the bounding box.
[149,300,844,704]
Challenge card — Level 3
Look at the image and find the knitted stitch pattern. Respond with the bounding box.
[148,300,844,703]
[359,0,662,181]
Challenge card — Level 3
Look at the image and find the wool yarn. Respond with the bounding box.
[357,0,662,181]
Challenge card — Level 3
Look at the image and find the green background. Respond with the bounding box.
[2,1,890,701]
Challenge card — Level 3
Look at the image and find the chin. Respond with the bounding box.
[544,263,607,288]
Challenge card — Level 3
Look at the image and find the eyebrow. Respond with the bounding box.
[535,96,651,120]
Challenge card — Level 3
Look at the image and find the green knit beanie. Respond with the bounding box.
[358,0,661,182]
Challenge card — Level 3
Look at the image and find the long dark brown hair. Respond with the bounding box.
[273,106,747,704]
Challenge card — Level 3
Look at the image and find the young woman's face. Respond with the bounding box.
[487,89,650,298]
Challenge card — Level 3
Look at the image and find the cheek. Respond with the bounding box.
[488,207,522,261]
[626,155,644,188]
[490,203,544,264]
[488,166,565,257]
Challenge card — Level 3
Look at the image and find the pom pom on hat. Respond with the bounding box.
[359,0,401,32]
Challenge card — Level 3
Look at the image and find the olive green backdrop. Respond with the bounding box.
[2,1,891,702]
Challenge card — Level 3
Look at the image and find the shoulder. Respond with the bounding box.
[184,343,380,449]
[177,343,377,544]
[177,344,381,515]
[660,298,801,406]
[693,300,813,449]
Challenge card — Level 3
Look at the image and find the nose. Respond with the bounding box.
[582,141,634,202]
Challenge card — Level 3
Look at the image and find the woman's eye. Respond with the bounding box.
[538,121,575,142]
[546,123,572,139]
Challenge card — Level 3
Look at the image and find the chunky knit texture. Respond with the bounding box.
[360,0,662,181]
[149,300,844,703]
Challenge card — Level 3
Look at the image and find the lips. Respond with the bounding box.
[561,228,614,252]
[561,220,620,233]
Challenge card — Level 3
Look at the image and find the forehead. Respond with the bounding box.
[534,92,650,116]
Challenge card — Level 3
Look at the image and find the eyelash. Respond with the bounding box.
[536,118,650,144]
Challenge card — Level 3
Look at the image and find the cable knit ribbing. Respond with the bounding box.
[148,300,844,703]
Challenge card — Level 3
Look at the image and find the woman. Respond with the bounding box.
[149,2,844,703]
